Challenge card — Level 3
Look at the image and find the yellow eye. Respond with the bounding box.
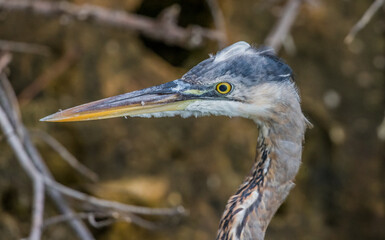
[216,82,232,94]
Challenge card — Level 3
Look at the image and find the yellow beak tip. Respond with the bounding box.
[40,113,65,122]
[40,115,53,122]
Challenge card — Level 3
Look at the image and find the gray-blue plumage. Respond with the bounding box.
[182,42,292,87]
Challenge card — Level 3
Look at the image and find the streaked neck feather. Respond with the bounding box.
[216,98,308,240]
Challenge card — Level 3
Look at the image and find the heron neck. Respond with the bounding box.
[216,104,307,240]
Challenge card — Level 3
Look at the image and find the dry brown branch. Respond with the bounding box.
[0,53,45,240]
[0,58,186,239]
[0,0,225,49]
[21,132,95,240]
[44,211,160,230]
[0,73,24,137]
[44,212,93,229]
[0,106,45,240]
[0,53,22,130]
[31,129,99,182]
[264,0,302,52]
[44,176,185,216]
[0,52,12,73]
[345,0,385,44]
[0,60,94,240]
[18,48,78,106]
[0,95,184,238]
[0,53,22,135]
[117,212,160,230]
[0,74,22,132]
[206,0,227,48]
[86,213,117,228]
[1,64,93,240]
[0,40,50,56]
[30,177,45,240]
[157,4,180,27]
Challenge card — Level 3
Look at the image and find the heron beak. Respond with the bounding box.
[40,80,206,122]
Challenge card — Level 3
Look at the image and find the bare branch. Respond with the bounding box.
[0,90,185,239]
[0,52,12,73]
[30,129,99,182]
[264,0,302,52]
[23,132,95,240]
[0,53,25,140]
[117,212,160,230]
[0,105,45,240]
[345,0,385,44]
[43,175,186,216]
[0,59,46,239]
[0,63,186,239]
[0,0,225,49]
[44,211,160,230]
[0,39,51,56]
[44,212,119,229]
[30,178,45,240]
[18,48,78,106]
[157,4,180,27]
[0,71,94,240]
[0,56,46,240]
[87,213,116,228]
[206,0,228,48]
[0,75,23,135]
[44,212,92,229]
[0,53,20,124]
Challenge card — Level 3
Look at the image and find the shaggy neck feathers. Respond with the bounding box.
[216,93,308,240]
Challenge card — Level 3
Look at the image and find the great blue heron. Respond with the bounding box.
[41,41,309,240]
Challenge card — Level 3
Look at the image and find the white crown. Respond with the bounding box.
[214,41,251,63]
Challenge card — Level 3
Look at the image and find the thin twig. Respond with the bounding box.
[42,175,186,216]
[0,52,21,132]
[0,74,22,135]
[44,212,92,229]
[44,211,160,230]
[264,0,302,52]
[345,0,385,44]
[18,48,78,106]
[44,212,119,229]
[0,100,185,238]
[0,54,46,240]
[22,130,95,240]
[118,212,160,230]
[206,0,227,48]
[0,52,12,73]
[0,106,45,240]
[0,39,51,56]
[87,213,116,228]
[30,178,45,240]
[30,129,99,182]
[0,71,94,240]
[0,0,225,49]
[0,53,24,139]
[0,46,187,240]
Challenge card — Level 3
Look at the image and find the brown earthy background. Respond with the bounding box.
[0,0,384,239]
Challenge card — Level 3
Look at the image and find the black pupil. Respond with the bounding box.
[219,84,228,92]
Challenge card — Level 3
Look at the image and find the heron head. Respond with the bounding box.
[41,41,299,123]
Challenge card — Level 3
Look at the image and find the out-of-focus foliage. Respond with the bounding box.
[0,0,384,239]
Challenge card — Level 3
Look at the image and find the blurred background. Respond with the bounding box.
[0,0,384,239]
